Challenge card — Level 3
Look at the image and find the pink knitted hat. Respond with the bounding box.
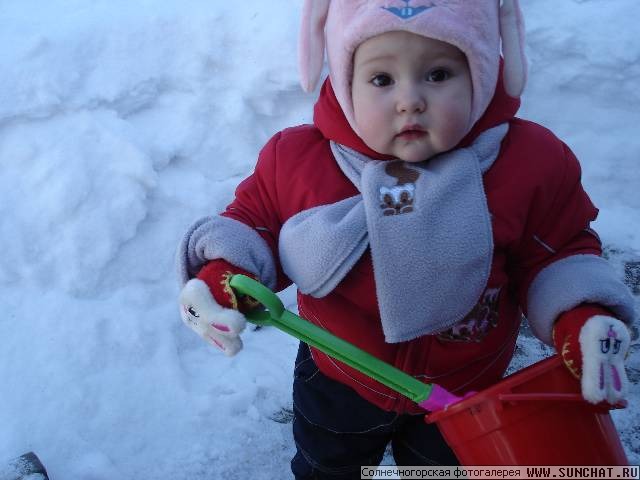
[299,0,527,134]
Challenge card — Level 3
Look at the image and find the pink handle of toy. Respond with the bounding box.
[418,384,476,412]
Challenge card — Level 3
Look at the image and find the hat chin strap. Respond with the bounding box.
[298,0,528,98]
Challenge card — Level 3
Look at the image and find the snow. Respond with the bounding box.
[0,1,638,478]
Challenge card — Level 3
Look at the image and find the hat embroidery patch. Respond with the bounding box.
[382,0,434,19]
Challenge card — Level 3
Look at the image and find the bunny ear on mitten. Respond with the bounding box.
[299,0,331,93]
[500,0,528,98]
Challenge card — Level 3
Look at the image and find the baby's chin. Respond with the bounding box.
[391,144,439,163]
[392,135,468,162]
[365,137,447,162]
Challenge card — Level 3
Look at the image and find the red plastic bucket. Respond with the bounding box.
[426,355,629,465]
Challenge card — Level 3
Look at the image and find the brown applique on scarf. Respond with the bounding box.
[379,162,419,216]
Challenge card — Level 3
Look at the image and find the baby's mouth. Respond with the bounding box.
[396,127,427,140]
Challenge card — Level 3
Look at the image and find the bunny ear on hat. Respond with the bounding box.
[500,0,527,98]
[299,0,331,93]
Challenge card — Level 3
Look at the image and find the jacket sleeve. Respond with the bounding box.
[176,131,292,292]
[509,142,636,345]
[221,131,292,291]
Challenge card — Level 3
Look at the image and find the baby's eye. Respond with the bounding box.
[426,68,451,82]
[371,74,393,87]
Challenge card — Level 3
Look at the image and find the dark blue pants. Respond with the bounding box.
[291,343,458,479]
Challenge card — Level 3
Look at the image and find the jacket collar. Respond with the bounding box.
[313,62,520,160]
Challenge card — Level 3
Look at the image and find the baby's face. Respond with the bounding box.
[352,31,472,162]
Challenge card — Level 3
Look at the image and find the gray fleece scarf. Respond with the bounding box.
[279,124,509,343]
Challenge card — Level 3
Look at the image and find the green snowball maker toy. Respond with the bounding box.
[230,274,471,411]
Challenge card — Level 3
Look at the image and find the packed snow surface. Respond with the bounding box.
[1,1,638,478]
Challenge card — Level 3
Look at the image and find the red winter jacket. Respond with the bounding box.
[213,77,606,414]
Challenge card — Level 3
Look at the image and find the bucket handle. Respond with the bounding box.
[498,393,627,410]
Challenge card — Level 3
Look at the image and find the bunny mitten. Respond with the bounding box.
[553,305,631,404]
[179,260,260,356]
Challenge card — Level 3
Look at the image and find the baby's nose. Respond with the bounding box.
[396,87,426,114]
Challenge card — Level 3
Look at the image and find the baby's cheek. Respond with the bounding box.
[359,118,388,151]
[442,109,471,146]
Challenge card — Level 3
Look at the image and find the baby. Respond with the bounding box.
[177,1,636,477]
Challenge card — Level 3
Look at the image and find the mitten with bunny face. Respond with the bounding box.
[553,305,631,404]
[179,260,260,356]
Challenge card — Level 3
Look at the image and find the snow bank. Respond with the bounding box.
[0,0,309,296]
[521,0,640,250]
